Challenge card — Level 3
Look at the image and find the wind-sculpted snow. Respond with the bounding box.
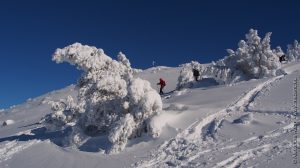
[2,119,15,126]
[232,113,253,124]
[0,140,40,162]
[136,75,289,167]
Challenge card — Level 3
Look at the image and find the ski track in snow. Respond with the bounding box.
[0,140,40,162]
[213,130,292,168]
[135,75,287,167]
[214,144,273,168]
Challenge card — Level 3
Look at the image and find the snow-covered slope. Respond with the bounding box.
[0,63,299,168]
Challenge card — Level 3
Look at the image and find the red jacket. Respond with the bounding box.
[158,78,166,87]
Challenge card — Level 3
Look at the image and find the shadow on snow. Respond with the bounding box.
[0,126,155,153]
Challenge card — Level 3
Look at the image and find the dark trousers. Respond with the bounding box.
[160,86,164,95]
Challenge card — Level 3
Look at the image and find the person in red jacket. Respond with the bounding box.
[157,78,166,95]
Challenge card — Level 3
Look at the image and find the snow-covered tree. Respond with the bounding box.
[286,40,300,62]
[273,46,285,58]
[224,29,281,78]
[46,43,162,153]
[177,29,284,90]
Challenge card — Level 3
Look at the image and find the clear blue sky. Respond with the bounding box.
[0,0,299,109]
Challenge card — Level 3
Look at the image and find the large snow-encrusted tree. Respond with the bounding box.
[45,43,162,153]
[286,40,300,62]
[222,29,282,78]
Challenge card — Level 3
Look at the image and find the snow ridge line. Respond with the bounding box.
[135,76,284,167]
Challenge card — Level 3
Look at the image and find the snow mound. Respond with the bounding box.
[146,66,171,72]
[148,111,180,137]
[173,89,189,96]
[232,113,254,124]
[2,119,15,126]
[164,103,188,111]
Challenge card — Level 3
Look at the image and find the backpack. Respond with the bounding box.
[193,69,200,76]
[160,79,166,86]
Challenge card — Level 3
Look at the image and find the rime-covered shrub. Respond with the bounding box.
[177,61,243,89]
[177,61,205,89]
[177,29,284,89]
[46,43,162,153]
[286,40,300,62]
[45,96,79,131]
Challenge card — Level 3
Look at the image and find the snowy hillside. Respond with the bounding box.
[0,62,300,168]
